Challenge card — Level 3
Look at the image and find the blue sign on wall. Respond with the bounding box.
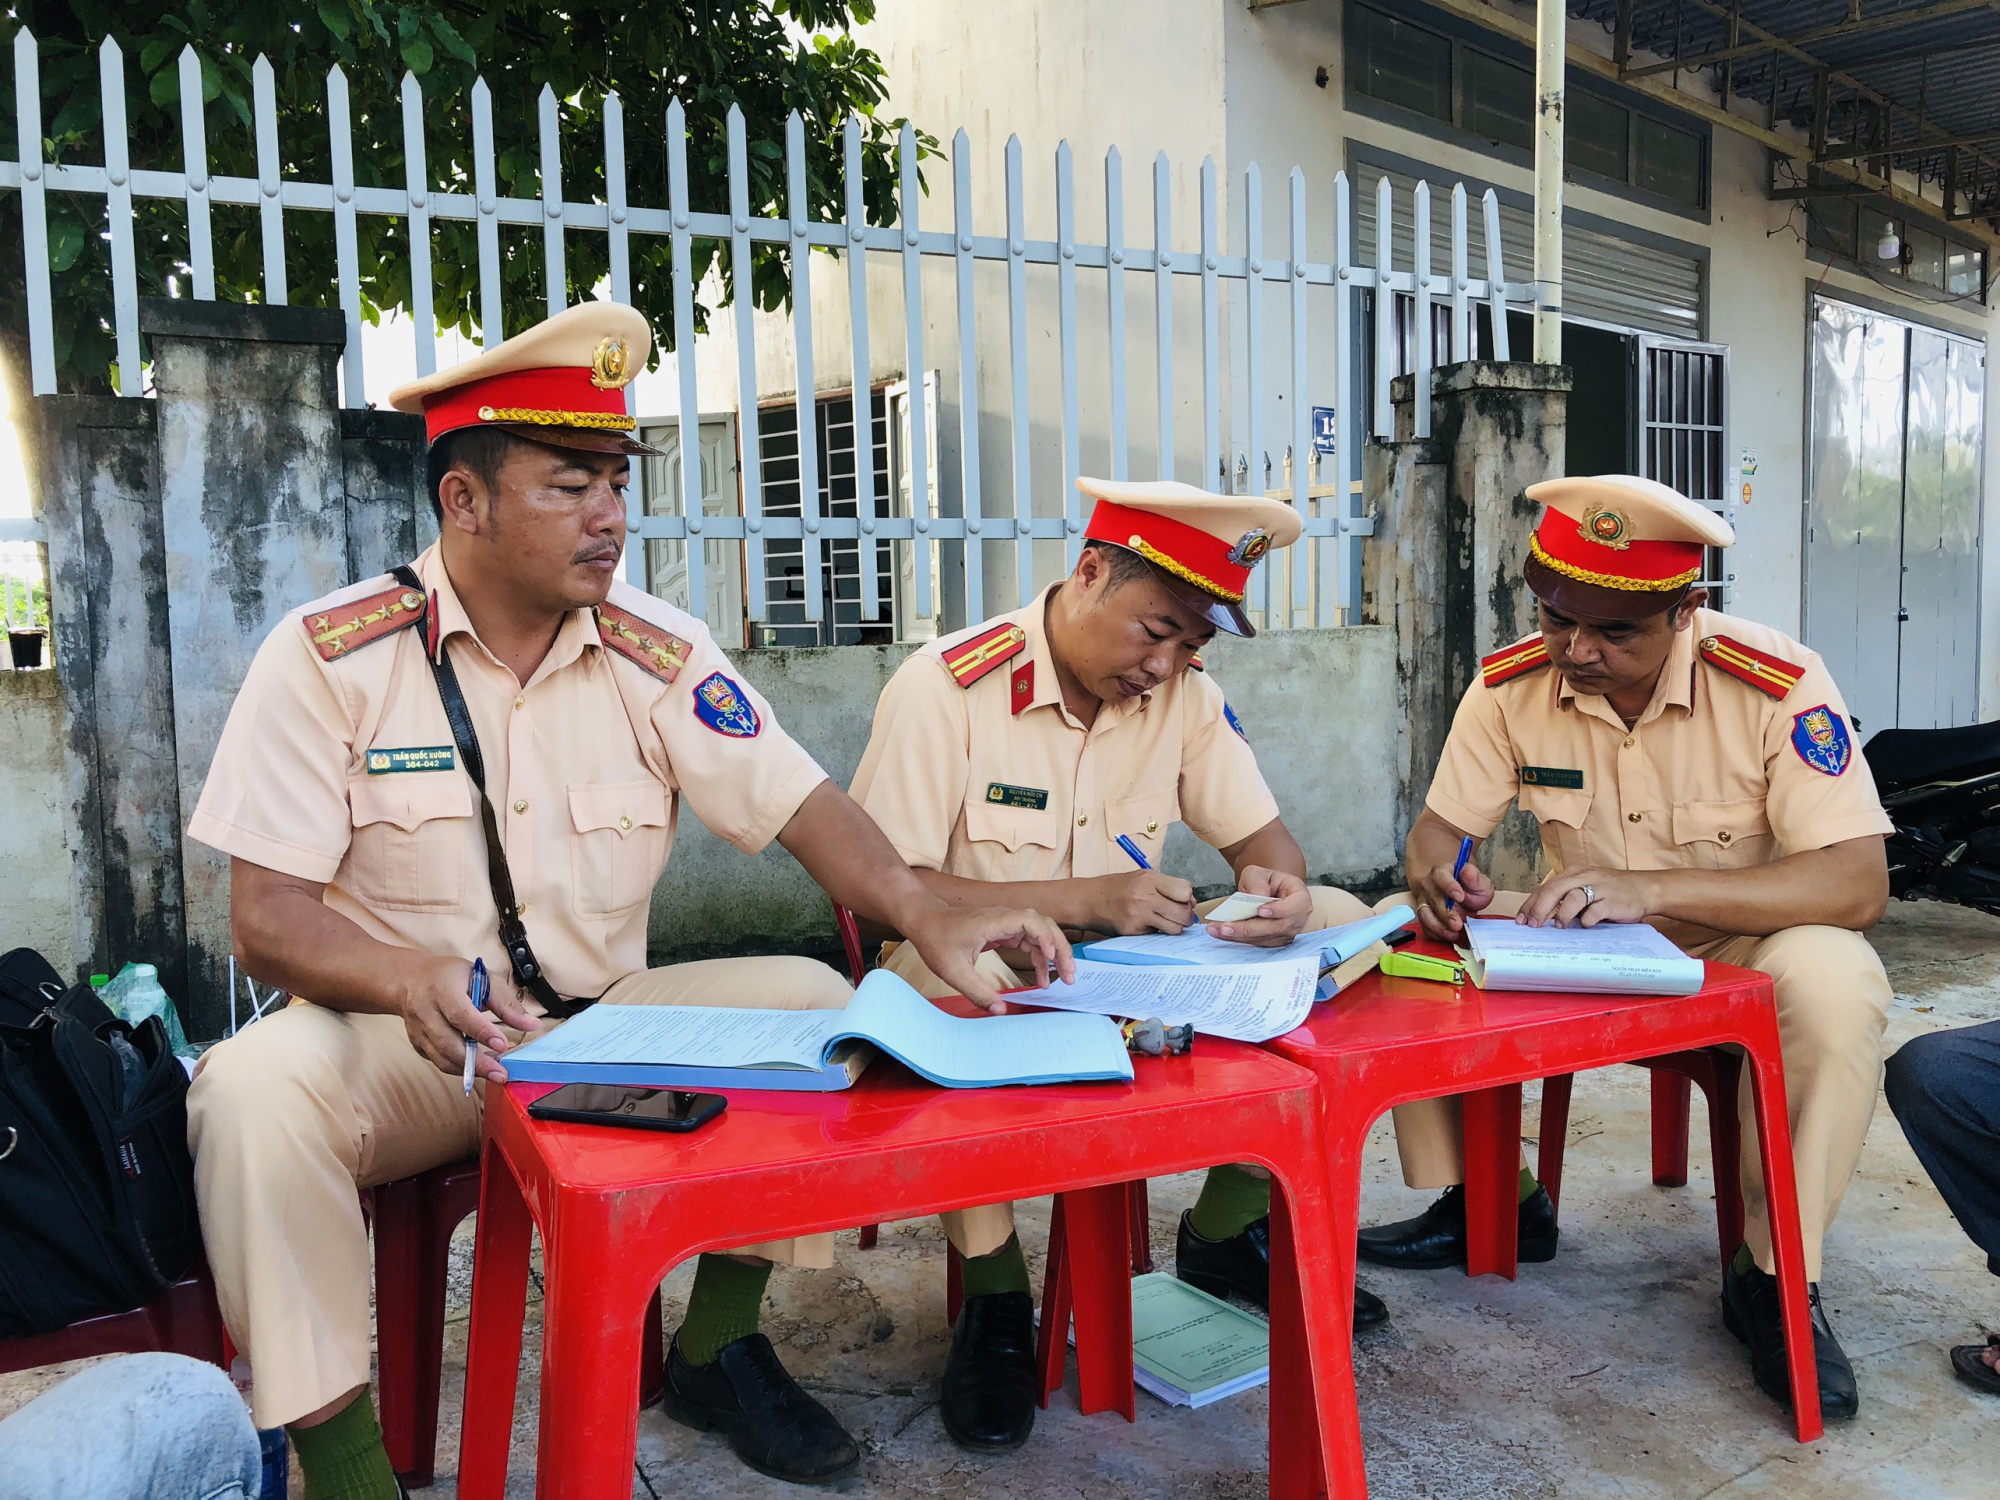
[1311,405,1338,455]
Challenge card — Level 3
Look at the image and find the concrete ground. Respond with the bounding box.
[3,899,1995,1497]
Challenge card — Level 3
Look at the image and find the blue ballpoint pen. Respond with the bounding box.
[461,956,489,1095]
[1115,833,1152,870]
[1443,834,1475,912]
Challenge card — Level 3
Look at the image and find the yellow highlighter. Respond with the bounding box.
[1378,951,1467,985]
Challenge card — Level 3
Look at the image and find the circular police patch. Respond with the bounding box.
[692,672,761,737]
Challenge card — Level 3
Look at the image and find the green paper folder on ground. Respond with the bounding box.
[1127,1272,1271,1408]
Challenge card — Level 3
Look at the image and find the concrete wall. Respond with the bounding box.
[650,623,1401,958]
[0,670,80,976]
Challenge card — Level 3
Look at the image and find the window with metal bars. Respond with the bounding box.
[1637,338,1730,607]
[754,390,895,647]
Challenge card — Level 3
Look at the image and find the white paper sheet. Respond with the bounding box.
[1078,905,1414,970]
[1460,919,1703,996]
[1007,956,1320,1043]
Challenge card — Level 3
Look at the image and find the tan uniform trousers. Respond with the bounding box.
[881,884,1378,1259]
[1378,891,1891,1283]
[187,955,852,1430]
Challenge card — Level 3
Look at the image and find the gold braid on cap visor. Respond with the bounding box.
[1528,534,1701,592]
[1130,537,1247,603]
[476,405,638,432]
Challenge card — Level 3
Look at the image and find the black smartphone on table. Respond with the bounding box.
[527,1084,727,1133]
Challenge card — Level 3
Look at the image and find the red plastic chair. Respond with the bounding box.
[370,1159,666,1488]
[0,1260,228,1378]
[1533,1050,1745,1270]
[456,1035,1350,1499]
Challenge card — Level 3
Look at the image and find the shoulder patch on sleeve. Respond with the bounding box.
[595,602,693,685]
[1699,634,1803,700]
[303,582,428,662]
[942,622,1027,689]
[1480,636,1551,689]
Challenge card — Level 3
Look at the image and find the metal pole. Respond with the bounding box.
[1533,0,1564,364]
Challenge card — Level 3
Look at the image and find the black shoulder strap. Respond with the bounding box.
[391,567,589,1020]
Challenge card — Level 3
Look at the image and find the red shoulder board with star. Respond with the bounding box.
[595,602,692,685]
[943,622,1026,689]
[1699,634,1802,700]
[304,583,428,662]
[1480,637,1550,689]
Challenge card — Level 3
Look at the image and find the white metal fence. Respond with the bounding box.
[3,30,1545,631]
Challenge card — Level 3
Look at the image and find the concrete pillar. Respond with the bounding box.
[26,395,183,992]
[1431,360,1572,887]
[340,408,435,582]
[142,298,350,1037]
[1360,374,1451,858]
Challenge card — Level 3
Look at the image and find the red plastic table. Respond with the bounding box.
[1265,941,1823,1496]
[456,1041,1350,1500]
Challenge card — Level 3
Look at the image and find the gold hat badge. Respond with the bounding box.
[590,336,633,390]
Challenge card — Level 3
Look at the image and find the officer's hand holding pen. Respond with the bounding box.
[1413,843,1495,942]
[398,953,535,1085]
[1105,833,1197,934]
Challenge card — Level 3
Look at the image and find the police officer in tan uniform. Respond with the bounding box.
[184,303,1069,1496]
[848,478,1389,1453]
[1359,474,1891,1422]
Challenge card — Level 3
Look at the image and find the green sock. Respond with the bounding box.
[1518,1167,1539,1205]
[1188,1164,1272,1242]
[1731,1243,1756,1275]
[678,1253,773,1365]
[959,1233,1031,1298]
[286,1388,399,1500]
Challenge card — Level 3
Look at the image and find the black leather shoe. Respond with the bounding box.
[939,1290,1038,1451]
[1176,1211,1389,1331]
[1356,1183,1560,1271]
[1720,1258,1859,1422]
[663,1332,861,1484]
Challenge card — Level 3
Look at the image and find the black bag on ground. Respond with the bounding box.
[0,951,202,1337]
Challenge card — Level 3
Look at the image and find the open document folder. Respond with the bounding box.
[501,970,1134,1092]
[1458,918,1704,996]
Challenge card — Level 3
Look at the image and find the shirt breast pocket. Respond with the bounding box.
[1671,797,1774,870]
[569,781,673,918]
[1517,783,1593,870]
[345,775,472,912]
[960,798,1064,857]
[1104,787,1181,866]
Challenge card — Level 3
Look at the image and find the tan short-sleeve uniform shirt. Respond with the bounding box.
[187,544,828,1004]
[1426,607,1892,938]
[849,586,1280,881]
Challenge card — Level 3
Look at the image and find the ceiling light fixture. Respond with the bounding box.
[1878,220,1902,260]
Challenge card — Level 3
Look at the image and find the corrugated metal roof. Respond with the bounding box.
[1567,0,2000,218]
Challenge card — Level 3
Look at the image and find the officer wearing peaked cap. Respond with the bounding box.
[847,476,1393,1453]
[1361,473,1893,1423]
[182,301,1071,1494]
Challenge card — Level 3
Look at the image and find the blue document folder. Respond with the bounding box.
[1076,905,1414,970]
[501,969,1135,1092]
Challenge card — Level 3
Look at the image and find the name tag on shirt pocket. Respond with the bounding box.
[569,781,673,917]
[985,782,1049,810]
[1670,797,1773,869]
[345,774,472,912]
[365,746,456,774]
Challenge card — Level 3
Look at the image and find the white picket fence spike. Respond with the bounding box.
[1242,162,1266,621]
[326,65,366,407]
[1484,188,1512,362]
[14,31,54,393]
[728,105,769,623]
[98,39,141,395]
[602,92,644,588]
[1372,175,1393,439]
[253,56,285,305]
[1104,146,1128,483]
[1450,182,1470,363]
[1413,179,1432,440]
[402,73,436,378]
[539,86,565,316]
[472,79,501,346]
[1333,169,1355,621]
[666,97,705,623]
[1055,140,1083,572]
[1198,157,1221,497]
[1152,150,1173,482]
[1288,165,1310,623]
[1005,134,1033,606]
[178,47,214,301]
[847,115,881,623]
[788,111,825,623]
[952,127,983,618]
[897,121,932,618]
